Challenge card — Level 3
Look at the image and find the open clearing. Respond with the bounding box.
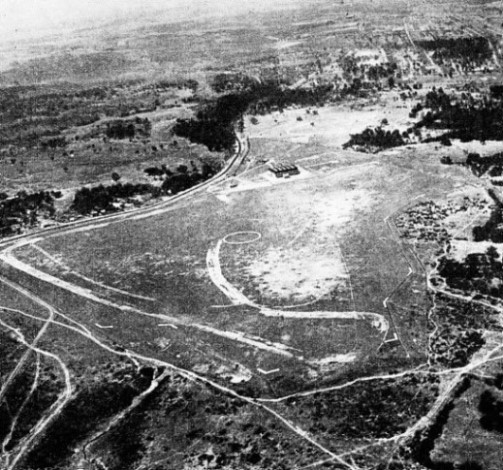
[247,98,413,147]
[2,101,480,395]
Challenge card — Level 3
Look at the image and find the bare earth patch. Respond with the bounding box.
[245,246,349,303]
[221,184,376,305]
[247,101,412,147]
[450,240,503,262]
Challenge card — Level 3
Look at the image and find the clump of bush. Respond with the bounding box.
[71,183,158,215]
[343,126,406,152]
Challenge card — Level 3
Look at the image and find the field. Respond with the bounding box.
[1,97,477,399]
[247,93,413,147]
[1,98,489,468]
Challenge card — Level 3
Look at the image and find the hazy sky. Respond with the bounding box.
[0,0,298,38]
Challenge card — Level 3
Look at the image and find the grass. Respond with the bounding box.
[4,128,469,394]
[5,94,486,402]
[0,279,54,343]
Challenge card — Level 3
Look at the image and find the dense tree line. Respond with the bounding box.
[156,78,198,92]
[174,81,334,152]
[343,126,406,152]
[106,121,136,140]
[71,183,158,215]
[161,161,216,194]
[341,54,398,86]
[419,36,494,78]
[464,152,503,178]
[439,247,503,298]
[0,191,55,236]
[72,157,221,216]
[161,171,203,195]
[173,91,250,151]
[415,87,503,143]
[40,136,67,149]
[472,199,503,243]
[418,37,492,62]
[174,117,237,152]
[71,158,219,215]
[248,83,334,115]
[144,161,217,192]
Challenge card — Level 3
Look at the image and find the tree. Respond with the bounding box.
[486,246,499,264]
[111,172,121,183]
[440,134,452,146]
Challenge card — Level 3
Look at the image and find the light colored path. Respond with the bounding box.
[31,244,156,302]
[0,278,355,470]
[1,352,41,455]
[0,315,72,470]
[0,296,54,406]
[206,239,389,334]
[6,275,503,470]
[0,249,298,359]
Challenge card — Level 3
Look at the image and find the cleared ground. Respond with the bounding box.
[1,101,479,396]
[247,97,413,147]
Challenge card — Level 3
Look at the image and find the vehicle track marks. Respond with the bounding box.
[0,277,355,470]
[31,244,156,302]
[0,316,72,470]
[1,352,41,455]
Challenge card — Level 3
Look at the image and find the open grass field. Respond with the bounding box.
[4,101,482,396]
[247,95,413,147]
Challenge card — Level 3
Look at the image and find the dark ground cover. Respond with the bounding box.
[22,362,154,470]
[274,374,439,446]
[0,336,63,456]
[88,375,324,470]
[343,125,407,152]
[418,37,492,67]
[414,87,503,143]
[438,244,503,299]
[0,190,56,237]
[70,183,158,215]
[429,293,499,368]
[0,79,196,162]
[421,376,503,470]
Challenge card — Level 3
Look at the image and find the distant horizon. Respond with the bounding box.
[0,0,307,43]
